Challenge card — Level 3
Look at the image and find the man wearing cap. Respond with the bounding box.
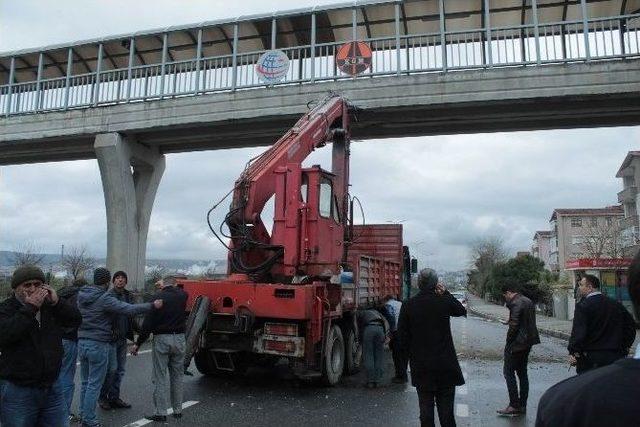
[99,270,136,410]
[77,267,163,427]
[0,265,82,427]
[398,269,467,427]
[536,252,640,427]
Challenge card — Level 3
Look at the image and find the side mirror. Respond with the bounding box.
[411,258,418,274]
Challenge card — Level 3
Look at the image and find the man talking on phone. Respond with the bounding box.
[0,265,82,426]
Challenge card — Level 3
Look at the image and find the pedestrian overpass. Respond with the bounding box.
[2,0,640,287]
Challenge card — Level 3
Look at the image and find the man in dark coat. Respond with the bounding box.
[536,254,640,427]
[397,268,467,427]
[567,274,635,374]
[497,283,540,416]
[0,265,82,427]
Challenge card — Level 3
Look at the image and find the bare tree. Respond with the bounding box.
[580,220,625,259]
[61,245,95,280]
[467,236,507,298]
[11,242,45,267]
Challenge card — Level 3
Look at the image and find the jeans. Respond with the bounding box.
[416,386,456,427]
[362,324,386,384]
[78,339,110,426]
[0,379,68,427]
[152,334,186,416]
[503,346,531,409]
[100,340,127,401]
[59,339,78,416]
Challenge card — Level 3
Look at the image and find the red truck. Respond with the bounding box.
[180,94,413,385]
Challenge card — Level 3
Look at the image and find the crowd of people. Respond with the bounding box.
[0,266,188,427]
[0,252,638,427]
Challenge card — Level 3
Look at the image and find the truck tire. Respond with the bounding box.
[184,296,210,371]
[321,325,345,386]
[194,348,217,376]
[343,327,361,375]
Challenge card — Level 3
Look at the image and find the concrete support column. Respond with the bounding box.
[94,133,165,290]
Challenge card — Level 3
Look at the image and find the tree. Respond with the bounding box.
[487,254,550,304]
[11,242,45,267]
[580,219,625,259]
[467,237,507,298]
[61,245,95,280]
[145,266,167,293]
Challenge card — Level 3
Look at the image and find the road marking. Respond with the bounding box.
[76,349,151,366]
[122,400,199,427]
[456,403,469,417]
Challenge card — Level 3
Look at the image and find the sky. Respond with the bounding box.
[1,0,637,271]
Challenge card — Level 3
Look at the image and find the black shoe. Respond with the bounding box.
[172,413,182,419]
[109,398,132,409]
[144,414,167,422]
[98,398,111,410]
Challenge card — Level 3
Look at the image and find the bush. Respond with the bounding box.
[487,254,550,304]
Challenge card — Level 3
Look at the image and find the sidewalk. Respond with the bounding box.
[467,294,572,340]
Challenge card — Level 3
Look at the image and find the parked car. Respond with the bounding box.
[451,291,468,309]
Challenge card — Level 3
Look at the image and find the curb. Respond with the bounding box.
[468,306,571,341]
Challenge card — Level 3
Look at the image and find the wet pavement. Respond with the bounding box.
[72,314,574,426]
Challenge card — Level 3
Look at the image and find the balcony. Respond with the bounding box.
[618,186,637,203]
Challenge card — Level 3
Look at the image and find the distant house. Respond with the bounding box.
[532,230,554,271]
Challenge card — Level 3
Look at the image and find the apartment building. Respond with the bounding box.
[532,230,554,271]
[615,151,640,255]
[549,206,624,273]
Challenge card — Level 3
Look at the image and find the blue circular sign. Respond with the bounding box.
[256,50,290,84]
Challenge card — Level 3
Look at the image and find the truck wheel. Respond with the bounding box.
[344,327,361,375]
[322,325,345,386]
[194,348,217,376]
[184,296,210,371]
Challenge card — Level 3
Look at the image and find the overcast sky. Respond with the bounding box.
[1,1,637,271]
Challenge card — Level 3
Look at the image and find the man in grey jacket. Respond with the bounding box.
[77,268,162,427]
[497,283,540,417]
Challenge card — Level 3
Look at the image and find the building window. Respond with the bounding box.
[590,217,598,227]
[571,218,582,227]
[571,236,584,245]
[606,217,613,226]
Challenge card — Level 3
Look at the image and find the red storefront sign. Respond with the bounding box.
[565,258,633,269]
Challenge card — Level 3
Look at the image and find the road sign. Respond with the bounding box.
[256,50,290,84]
[336,41,372,76]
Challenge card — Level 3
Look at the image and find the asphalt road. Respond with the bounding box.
[71,314,574,427]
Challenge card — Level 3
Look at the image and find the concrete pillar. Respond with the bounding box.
[94,133,165,290]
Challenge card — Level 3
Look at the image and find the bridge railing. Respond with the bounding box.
[2,13,639,117]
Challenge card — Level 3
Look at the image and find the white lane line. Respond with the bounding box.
[75,349,151,366]
[457,384,468,396]
[122,400,199,427]
[456,404,469,418]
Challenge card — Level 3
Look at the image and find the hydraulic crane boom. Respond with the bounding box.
[224,94,352,282]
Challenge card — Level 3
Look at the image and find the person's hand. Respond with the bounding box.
[41,285,59,305]
[24,288,48,309]
[568,354,578,366]
[435,283,446,295]
[130,344,139,356]
[153,299,163,309]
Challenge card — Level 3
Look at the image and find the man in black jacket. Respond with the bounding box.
[567,274,636,374]
[0,265,82,427]
[132,276,188,422]
[398,269,467,427]
[497,283,540,417]
[536,255,640,427]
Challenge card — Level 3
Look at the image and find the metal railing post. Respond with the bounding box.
[5,57,15,116]
[195,28,203,94]
[484,0,493,67]
[311,13,316,82]
[580,0,591,60]
[160,33,168,98]
[126,37,135,101]
[231,23,239,91]
[531,0,542,64]
[395,3,402,75]
[352,8,357,41]
[63,48,73,110]
[438,0,447,72]
[271,18,277,49]
[93,44,103,106]
[34,53,43,111]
